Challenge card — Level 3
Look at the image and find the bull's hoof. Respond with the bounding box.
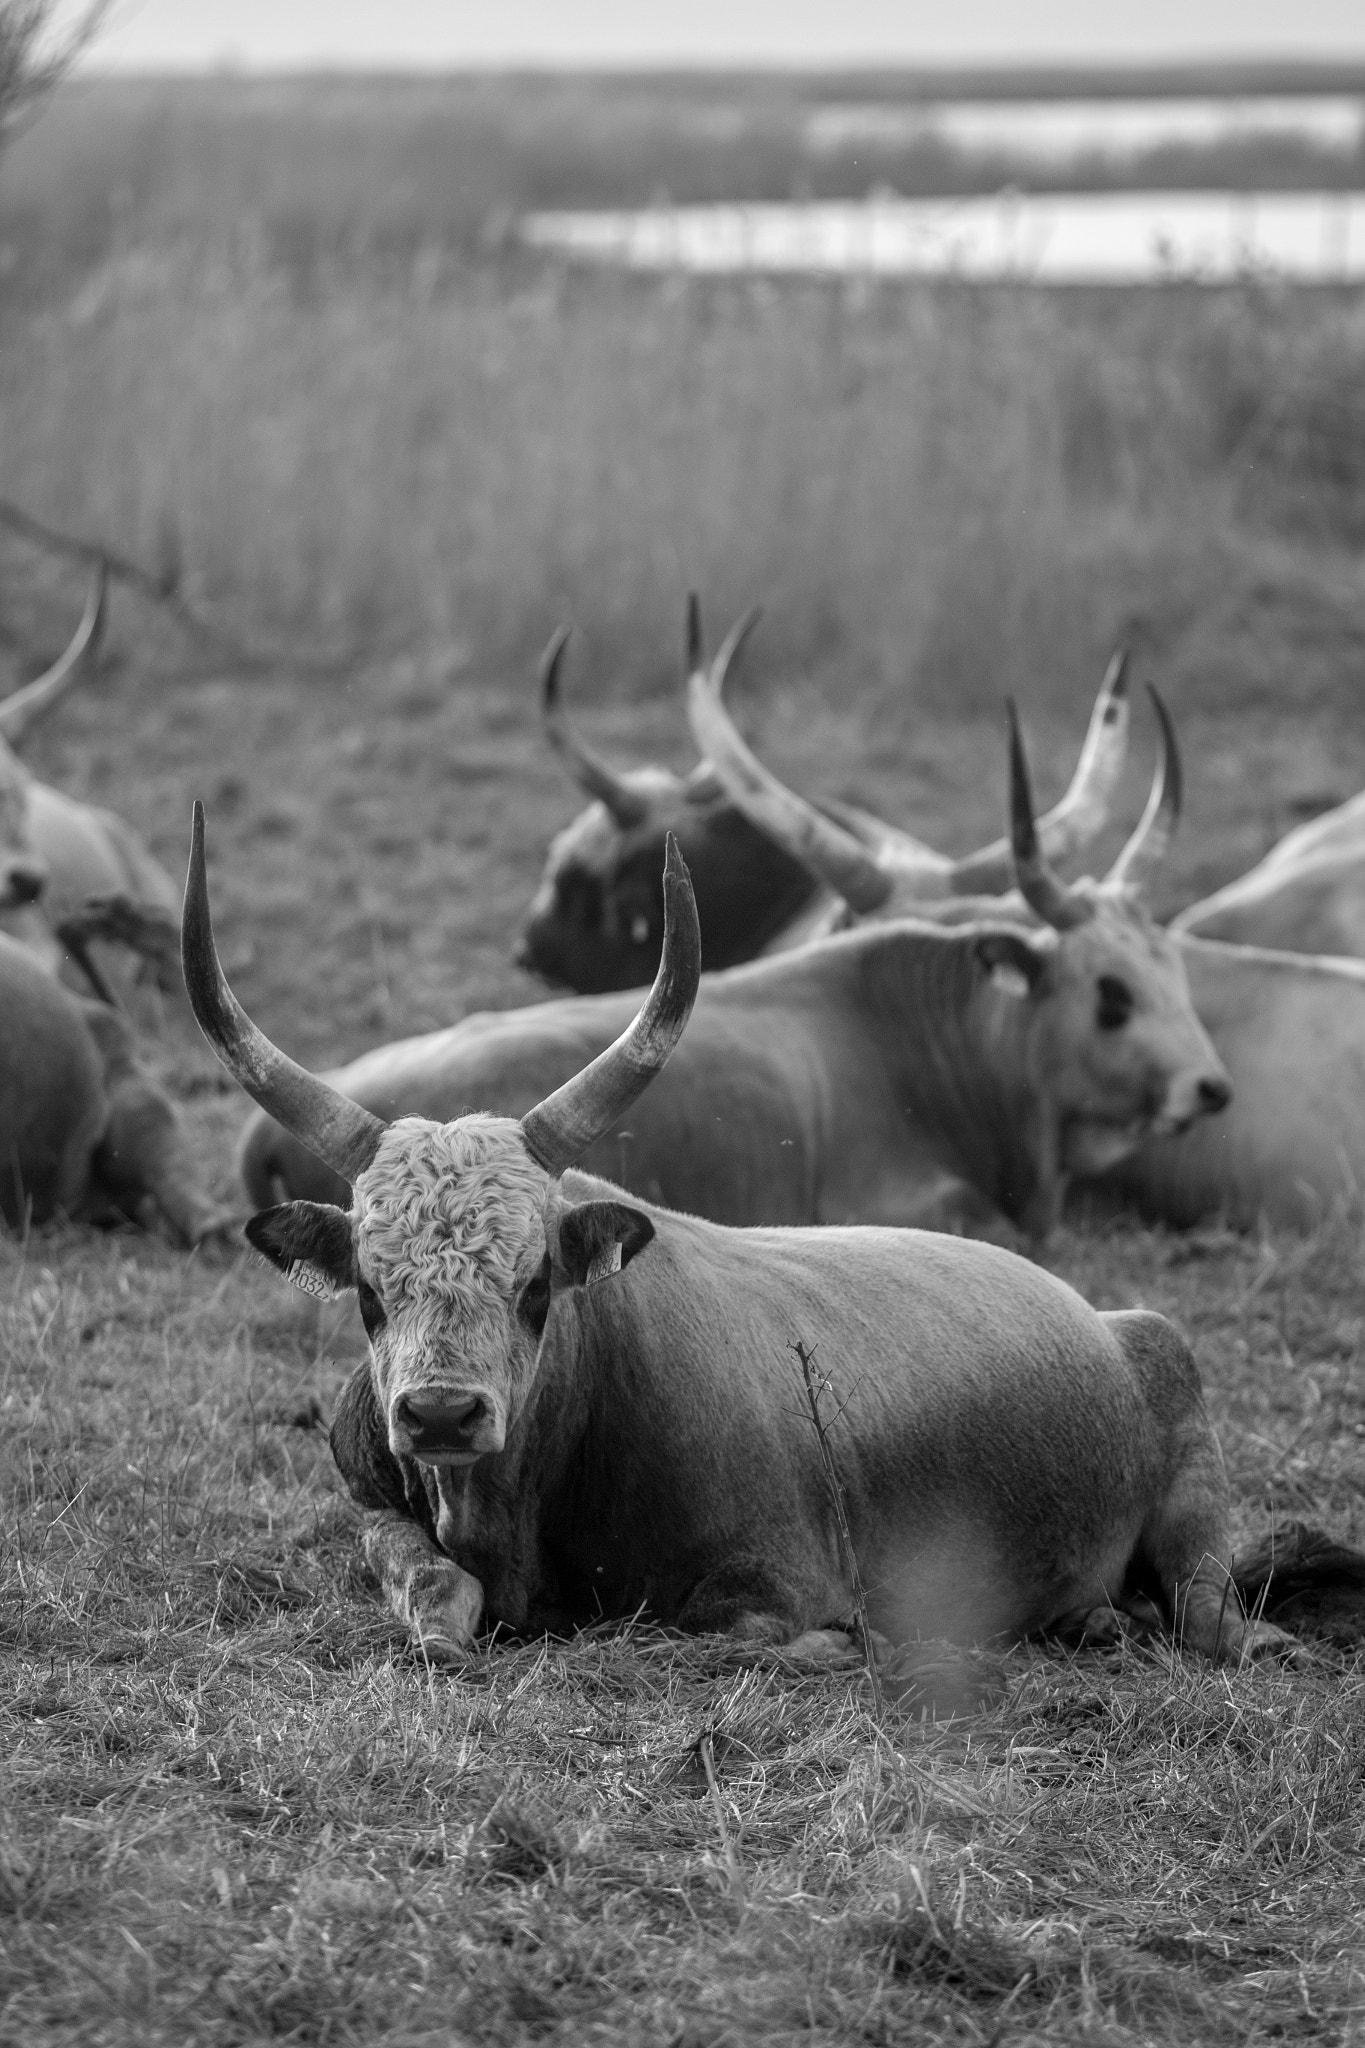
[778,1627,864,1669]
[882,1640,1008,1718]
[1231,1619,1303,1666]
[411,1627,480,1670]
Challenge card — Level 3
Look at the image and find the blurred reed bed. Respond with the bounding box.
[3,230,1365,721]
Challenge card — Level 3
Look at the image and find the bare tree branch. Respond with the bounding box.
[0,2,111,154]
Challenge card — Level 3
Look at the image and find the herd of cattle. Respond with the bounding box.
[7,582,1365,1675]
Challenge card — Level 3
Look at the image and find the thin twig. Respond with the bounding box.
[697,1733,745,1907]
[0,494,361,676]
[790,1338,884,1719]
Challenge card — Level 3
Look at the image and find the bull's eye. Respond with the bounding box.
[517,1256,552,1338]
[357,1278,387,1335]
[1096,975,1134,1031]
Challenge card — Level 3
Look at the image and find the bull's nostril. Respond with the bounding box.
[395,1391,484,1441]
[1198,1076,1232,1115]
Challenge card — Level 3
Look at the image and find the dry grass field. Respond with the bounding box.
[3,77,1365,2044]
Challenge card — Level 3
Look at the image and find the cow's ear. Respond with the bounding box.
[555,1200,655,1289]
[246,1201,356,1299]
[975,930,1046,999]
[329,1363,408,1513]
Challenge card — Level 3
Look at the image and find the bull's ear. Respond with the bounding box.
[329,1363,408,1513]
[975,930,1046,999]
[246,1201,356,1299]
[555,1200,655,1288]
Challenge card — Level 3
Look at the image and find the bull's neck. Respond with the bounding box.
[840,922,1059,1234]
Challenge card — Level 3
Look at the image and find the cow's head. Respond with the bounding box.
[515,604,818,990]
[0,568,106,918]
[994,692,1230,1175]
[182,805,699,1465]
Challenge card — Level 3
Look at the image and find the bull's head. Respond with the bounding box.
[515,601,814,989]
[182,806,700,1466]
[997,694,1231,1175]
[0,569,106,916]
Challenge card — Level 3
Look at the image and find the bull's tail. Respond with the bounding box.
[1233,1522,1365,1645]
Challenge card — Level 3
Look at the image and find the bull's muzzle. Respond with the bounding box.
[390,1387,505,1464]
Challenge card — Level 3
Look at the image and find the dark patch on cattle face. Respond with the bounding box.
[517,796,820,994]
[329,1361,437,1537]
[247,1201,357,1294]
[553,1199,655,1289]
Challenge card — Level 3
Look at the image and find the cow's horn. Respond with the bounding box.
[687,613,893,915]
[521,834,701,1174]
[181,801,388,1186]
[539,627,651,829]
[948,648,1130,893]
[0,564,107,745]
[1007,701,1092,931]
[1105,684,1182,891]
[683,599,761,801]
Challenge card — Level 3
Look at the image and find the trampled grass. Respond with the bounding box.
[2,80,1365,2043]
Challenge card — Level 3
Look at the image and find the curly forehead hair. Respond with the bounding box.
[354,1114,549,1316]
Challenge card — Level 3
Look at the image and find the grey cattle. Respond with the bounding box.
[0,569,181,994]
[184,807,1284,1667]
[0,931,233,1243]
[238,709,1226,1243]
[697,665,1365,1231]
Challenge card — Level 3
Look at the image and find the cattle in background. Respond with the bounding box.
[1172,789,1365,958]
[697,664,1365,1232]
[516,597,1131,990]
[237,711,1227,1244]
[185,805,1296,1668]
[0,932,234,1243]
[0,568,181,995]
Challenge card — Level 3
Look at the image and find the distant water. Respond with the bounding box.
[521,191,1365,284]
[803,95,1365,163]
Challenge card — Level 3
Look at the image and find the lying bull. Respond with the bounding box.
[0,931,234,1243]
[695,664,1365,1232]
[186,809,1290,1665]
[0,568,181,994]
[238,714,1228,1243]
[517,597,1131,990]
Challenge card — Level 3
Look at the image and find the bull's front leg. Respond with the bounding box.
[361,1509,485,1664]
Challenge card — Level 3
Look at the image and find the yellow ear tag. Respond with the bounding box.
[585,1242,623,1287]
[284,1259,340,1301]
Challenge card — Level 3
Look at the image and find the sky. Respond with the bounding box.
[85,1,1365,73]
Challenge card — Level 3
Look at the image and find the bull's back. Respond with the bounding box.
[569,1199,1188,1640]
[237,984,828,1222]
[0,938,106,1226]
[1099,939,1365,1227]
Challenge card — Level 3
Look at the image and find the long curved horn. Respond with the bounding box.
[1105,683,1182,891]
[182,801,388,1186]
[539,627,651,829]
[0,565,107,744]
[521,834,701,1174]
[687,614,894,915]
[683,599,763,800]
[948,648,1130,892]
[1007,701,1092,931]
